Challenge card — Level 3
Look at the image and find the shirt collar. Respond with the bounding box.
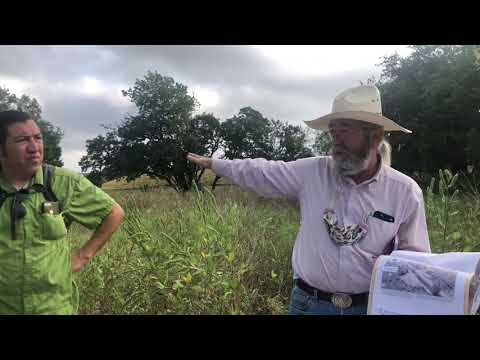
[0,166,43,193]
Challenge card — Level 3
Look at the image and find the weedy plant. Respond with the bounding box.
[73,186,298,314]
[425,169,480,252]
[72,169,480,314]
[425,169,460,252]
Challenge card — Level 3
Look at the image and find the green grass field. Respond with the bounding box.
[70,170,480,314]
[71,186,298,314]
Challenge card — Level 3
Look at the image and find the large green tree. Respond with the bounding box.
[80,72,221,191]
[0,87,64,166]
[377,45,480,176]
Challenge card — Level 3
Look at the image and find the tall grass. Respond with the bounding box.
[425,169,480,252]
[70,169,480,314]
[72,186,298,314]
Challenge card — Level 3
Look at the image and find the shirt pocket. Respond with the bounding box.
[360,218,397,255]
[42,213,68,240]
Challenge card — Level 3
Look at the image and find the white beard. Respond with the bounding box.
[332,145,370,176]
[333,155,370,176]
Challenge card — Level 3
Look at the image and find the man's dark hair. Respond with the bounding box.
[0,110,35,154]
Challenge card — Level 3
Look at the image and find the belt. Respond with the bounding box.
[294,278,369,308]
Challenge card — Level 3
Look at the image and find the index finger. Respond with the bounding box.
[187,153,200,161]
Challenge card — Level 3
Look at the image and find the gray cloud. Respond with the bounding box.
[0,46,113,82]
[101,45,277,85]
[42,95,135,152]
[199,67,380,123]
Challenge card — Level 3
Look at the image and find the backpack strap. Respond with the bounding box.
[0,190,8,209]
[42,163,58,203]
[31,163,61,212]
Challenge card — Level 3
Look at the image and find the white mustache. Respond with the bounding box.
[333,146,351,155]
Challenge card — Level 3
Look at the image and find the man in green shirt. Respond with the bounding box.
[0,110,125,314]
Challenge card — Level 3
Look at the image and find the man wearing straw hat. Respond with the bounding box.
[187,85,431,315]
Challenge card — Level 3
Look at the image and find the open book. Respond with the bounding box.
[367,250,480,315]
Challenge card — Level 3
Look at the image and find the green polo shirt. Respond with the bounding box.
[0,165,115,314]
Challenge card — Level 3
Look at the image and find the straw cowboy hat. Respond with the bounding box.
[304,85,412,133]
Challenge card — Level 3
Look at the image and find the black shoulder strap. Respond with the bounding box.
[0,190,7,209]
[0,164,59,209]
[42,163,58,202]
[0,177,14,208]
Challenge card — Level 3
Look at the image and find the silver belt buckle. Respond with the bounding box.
[331,293,353,308]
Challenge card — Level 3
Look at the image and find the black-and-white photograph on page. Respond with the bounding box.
[381,259,456,301]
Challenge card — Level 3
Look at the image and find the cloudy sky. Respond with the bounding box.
[0,45,412,171]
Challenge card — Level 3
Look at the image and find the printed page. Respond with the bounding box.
[368,256,471,315]
[390,250,480,275]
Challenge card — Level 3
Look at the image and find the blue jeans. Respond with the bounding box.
[287,284,367,315]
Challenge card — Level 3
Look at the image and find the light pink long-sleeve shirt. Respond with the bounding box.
[212,156,431,294]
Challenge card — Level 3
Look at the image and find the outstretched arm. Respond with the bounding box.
[187,152,313,198]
